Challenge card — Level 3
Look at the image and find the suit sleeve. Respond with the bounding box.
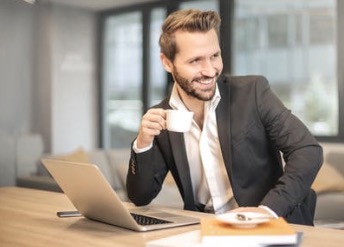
[256,76,323,216]
[126,142,168,206]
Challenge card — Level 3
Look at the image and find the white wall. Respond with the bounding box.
[0,0,35,186]
[39,3,98,154]
[0,0,35,135]
[0,0,98,186]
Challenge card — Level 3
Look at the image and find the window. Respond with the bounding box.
[149,8,167,107]
[267,14,288,48]
[100,7,166,148]
[233,0,338,136]
[101,12,142,148]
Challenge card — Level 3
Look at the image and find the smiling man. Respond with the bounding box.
[126,9,323,225]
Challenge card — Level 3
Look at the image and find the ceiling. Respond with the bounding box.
[36,0,156,11]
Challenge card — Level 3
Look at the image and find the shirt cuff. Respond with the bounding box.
[258,205,279,218]
[132,139,153,153]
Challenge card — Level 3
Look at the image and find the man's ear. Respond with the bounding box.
[160,53,173,73]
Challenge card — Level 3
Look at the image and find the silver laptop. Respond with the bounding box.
[41,159,199,231]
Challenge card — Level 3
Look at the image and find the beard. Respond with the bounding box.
[172,67,220,101]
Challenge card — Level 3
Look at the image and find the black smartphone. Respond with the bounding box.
[56,211,82,218]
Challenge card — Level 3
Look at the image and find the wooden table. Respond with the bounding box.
[0,187,343,246]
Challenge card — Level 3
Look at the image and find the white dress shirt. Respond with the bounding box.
[168,84,234,214]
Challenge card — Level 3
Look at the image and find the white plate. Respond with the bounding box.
[216,212,272,229]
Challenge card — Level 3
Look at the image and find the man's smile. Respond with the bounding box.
[194,77,215,85]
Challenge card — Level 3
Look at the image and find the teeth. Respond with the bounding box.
[197,78,213,84]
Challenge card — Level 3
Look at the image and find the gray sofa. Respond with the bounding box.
[17,148,131,200]
[16,147,183,207]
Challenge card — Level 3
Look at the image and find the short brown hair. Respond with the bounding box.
[159,9,221,61]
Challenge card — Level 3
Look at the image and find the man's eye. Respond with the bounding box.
[190,59,200,64]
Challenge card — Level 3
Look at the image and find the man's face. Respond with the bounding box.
[167,29,223,101]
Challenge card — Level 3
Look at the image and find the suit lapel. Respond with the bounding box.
[161,95,195,205]
[216,81,233,178]
[169,131,195,208]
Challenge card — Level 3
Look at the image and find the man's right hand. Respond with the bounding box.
[136,108,167,149]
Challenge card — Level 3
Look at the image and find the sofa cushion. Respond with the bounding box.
[326,152,344,176]
[37,148,126,190]
[312,163,344,193]
[54,148,90,162]
[105,149,130,168]
[105,149,131,190]
[315,192,344,221]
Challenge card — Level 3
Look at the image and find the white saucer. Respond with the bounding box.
[216,212,272,229]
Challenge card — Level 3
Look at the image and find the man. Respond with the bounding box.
[126,9,323,225]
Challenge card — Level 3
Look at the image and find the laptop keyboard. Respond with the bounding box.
[131,213,172,226]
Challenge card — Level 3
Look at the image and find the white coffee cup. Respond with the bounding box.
[166,109,194,132]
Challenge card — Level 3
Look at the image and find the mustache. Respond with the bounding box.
[193,72,220,82]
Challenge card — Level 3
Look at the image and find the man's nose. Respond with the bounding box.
[201,60,217,76]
